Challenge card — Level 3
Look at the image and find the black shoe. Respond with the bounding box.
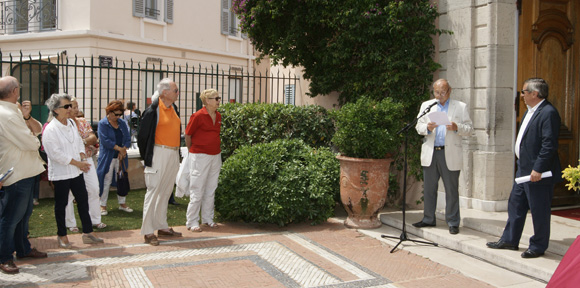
[449,226,459,234]
[521,249,544,258]
[168,200,179,205]
[412,221,436,228]
[486,240,519,250]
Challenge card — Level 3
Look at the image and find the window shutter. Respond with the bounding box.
[164,0,173,23]
[133,0,145,17]
[221,0,230,35]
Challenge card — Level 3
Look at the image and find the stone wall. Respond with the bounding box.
[431,0,518,212]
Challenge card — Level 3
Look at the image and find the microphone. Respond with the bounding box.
[423,100,439,113]
[417,100,439,119]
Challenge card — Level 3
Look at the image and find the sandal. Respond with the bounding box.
[188,226,202,232]
[204,223,219,228]
[68,227,79,233]
[94,223,107,229]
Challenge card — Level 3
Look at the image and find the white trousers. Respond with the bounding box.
[140,146,179,235]
[100,158,127,207]
[186,153,222,228]
[65,157,102,227]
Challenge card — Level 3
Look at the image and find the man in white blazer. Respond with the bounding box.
[413,79,473,234]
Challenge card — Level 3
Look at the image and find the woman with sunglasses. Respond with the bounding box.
[96,100,133,216]
[184,89,222,232]
[42,93,104,248]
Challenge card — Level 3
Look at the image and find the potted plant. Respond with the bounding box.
[562,160,580,192]
[331,96,404,228]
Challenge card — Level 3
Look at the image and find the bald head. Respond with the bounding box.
[432,78,452,105]
[0,76,20,103]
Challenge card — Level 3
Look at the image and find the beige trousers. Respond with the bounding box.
[140,146,179,235]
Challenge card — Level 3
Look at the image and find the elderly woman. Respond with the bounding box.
[97,100,132,216]
[42,94,104,248]
[185,89,222,232]
[65,97,106,232]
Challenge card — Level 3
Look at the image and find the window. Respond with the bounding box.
[133,0,173,23]
[40,0,57,30]
[221,0,239,36]
[228,78,242,103]
[145,0,158,19]
[1,0,58,34]
[15,0,29,33]
[284,84,295,105]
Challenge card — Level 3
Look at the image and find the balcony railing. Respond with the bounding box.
[0,0,57,34]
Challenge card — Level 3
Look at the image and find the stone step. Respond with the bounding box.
[378,209,574,283]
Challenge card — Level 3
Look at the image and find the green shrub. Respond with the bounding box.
[331,97,404,159]
[219,103,334,160]
[215,139,339,226]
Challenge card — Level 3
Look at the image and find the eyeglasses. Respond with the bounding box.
[432,90,448,96]
[113,112,123,117]
[520,90,530,94]
[208,97,221,101]
[173,89,179,93]
[59,104,73,109]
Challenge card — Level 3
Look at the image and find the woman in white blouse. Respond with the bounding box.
[43,94,104,248]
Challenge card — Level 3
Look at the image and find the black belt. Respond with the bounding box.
[434,146,445,151]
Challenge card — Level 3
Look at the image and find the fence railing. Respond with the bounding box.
[0,0,57,34]
[0,50,300,129]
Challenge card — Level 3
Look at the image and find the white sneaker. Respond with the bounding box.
[118,206,133,213]
[101,210,108,216]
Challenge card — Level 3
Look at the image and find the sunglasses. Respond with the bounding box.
[113,112,123,117]
[59,104,73,109]
[208,97,221,101]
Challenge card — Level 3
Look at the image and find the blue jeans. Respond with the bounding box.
[0,176,35,263]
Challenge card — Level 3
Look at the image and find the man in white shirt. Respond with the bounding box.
[0,76,47,274]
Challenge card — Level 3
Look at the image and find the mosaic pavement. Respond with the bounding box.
[0,231,394,288]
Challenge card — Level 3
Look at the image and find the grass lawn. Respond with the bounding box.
[29,189,189,238]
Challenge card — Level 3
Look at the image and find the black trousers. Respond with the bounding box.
[53,174,93,236]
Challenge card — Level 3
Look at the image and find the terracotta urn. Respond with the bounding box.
[337,155,393,229]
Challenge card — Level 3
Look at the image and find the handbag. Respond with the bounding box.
[116,160,130,196]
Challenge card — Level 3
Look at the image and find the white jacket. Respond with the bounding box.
[415,99,473,171]
[43,118,86,181]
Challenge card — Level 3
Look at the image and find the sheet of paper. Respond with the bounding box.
[515,171,553,184]
[428,111,451,126]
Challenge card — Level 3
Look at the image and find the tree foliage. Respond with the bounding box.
[233,0,447,107]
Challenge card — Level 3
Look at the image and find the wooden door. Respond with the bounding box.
[517,0,580,206]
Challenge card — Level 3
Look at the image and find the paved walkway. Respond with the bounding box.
[0,217,514,288]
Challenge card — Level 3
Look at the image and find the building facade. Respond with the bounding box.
[429,0,580,212]
[0,0,314,123]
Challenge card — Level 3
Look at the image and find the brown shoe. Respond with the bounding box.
[144,234,159,246]
[0,260,19,274]
[18,248,48,259]
[157,228,182,237]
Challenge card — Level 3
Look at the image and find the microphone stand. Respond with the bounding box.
[381,102,439,253]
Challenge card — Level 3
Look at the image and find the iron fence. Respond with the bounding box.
[0,50,300,129]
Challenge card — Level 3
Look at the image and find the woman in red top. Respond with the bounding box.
[184,89,222,232]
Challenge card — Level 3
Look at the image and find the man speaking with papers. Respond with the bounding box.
[487,78,562,259]
[413,79,473,235]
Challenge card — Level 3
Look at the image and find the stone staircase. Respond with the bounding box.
[379,208,580,283]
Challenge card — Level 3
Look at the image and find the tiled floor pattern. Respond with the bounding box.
[0,220,493,287]
[0,232,391,288]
